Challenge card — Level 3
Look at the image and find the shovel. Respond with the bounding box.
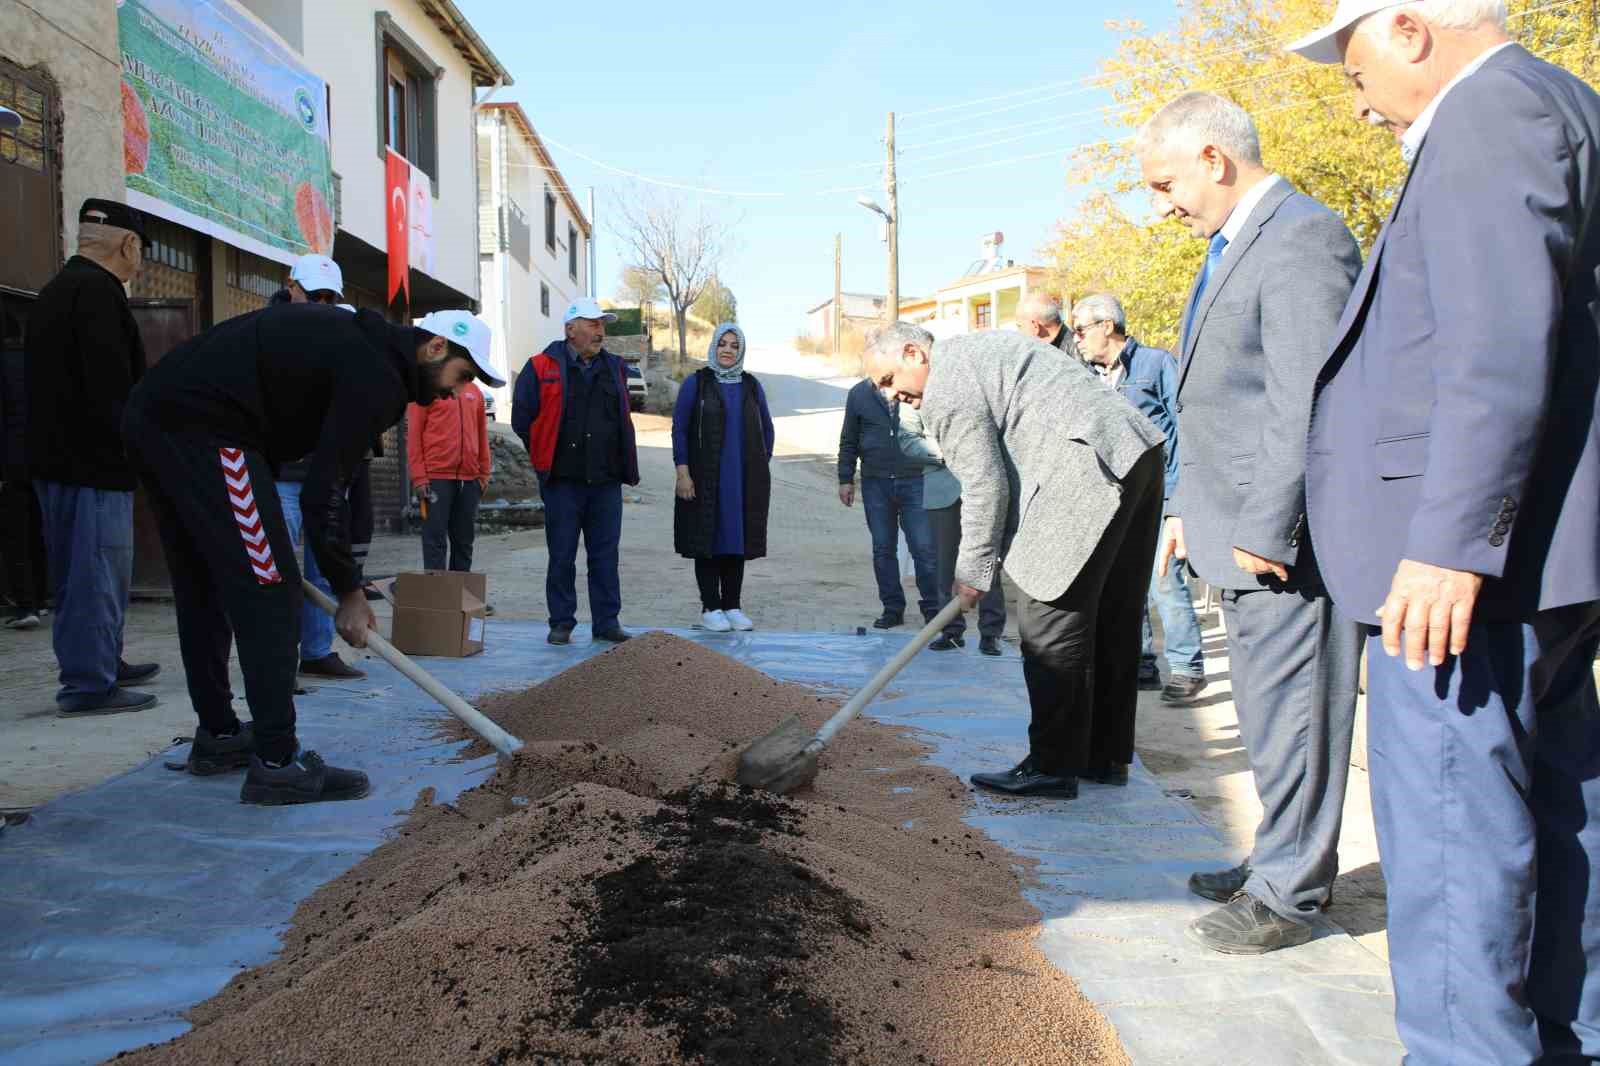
[736,598,965,795]
[302,580,524,759]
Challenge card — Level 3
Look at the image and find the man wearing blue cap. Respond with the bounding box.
[24,198,162,717]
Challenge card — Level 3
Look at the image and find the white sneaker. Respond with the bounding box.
[701,609,732,632]
[5,612,40,631]
[724,608,754,631]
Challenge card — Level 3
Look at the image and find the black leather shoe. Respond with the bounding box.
[928,634,965,651]
[1162,674,1206,703]
[298,653,367,680]
[1137,667,1163,690]
[970,758,1078,799]
[57,688,157,717]
[187,722,256,776]
[118,660,161,685]
[872,611,905,630]
[1077,764,1130,786]
[979,635,1003,657]
[1189,862,1251,903]
[240,750,370,806]
[547,625,574,646]
[594,626,631,643]
[1187,893,1315,955]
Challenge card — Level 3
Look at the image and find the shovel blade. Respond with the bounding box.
[735,715,820,795]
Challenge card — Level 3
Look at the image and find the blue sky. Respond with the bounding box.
[456,0,1177,345]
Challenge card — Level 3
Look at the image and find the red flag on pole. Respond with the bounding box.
[385,149,410,307]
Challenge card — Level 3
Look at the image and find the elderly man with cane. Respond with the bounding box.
[865,323,1165,799]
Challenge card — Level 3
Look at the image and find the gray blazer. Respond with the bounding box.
[920,330,1164,602]
[1170,181,1361,590]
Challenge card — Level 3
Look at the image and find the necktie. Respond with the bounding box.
[1180,231,1230,352]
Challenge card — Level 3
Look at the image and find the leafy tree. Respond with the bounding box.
[615,265,663,309]
[692,274,737,327]
[1049,0,1599,351]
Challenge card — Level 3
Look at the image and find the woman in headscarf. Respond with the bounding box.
[672,323,774,631]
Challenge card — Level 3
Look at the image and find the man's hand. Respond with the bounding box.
[1379,559,1485,670]
[954,582,981,610]
[839,483,855,507]
[477,475,489,492]
[1233,547,1290,582]
[1157,516,1187,577]
[335,588,377,649]
[675,467,696,501]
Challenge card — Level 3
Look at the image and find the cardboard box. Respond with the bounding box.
[386,571,487,657]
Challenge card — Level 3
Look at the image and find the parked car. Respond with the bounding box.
[625,363,646,412]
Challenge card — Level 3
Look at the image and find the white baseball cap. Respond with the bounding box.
[289,253,343,297]
[416,309,506,388]
[1286,0,1409,64]
[0,107,19,131]
[562,296,617,325]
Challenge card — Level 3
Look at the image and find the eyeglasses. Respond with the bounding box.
[1071,320,1107,338]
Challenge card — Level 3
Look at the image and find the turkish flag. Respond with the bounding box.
[385,149,410,307]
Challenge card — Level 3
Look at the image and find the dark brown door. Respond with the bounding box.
[128,299,196,596]
[0,59,61,294]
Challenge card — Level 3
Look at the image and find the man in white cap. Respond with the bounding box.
[287,254,343,306]
[1289,3,1600,1062]
[511,297,639,645]
[122,301,502,804]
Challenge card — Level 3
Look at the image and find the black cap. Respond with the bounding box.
[78,198,148,244]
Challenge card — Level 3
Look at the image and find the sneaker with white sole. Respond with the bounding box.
[4,611,40,631]
[701,609,732,632]
[724,608,754,631]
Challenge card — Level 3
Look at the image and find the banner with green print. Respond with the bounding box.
[117,0,334,265]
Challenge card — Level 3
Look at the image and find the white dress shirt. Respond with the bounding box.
[1400,42,1517,163]
[1220,173,1286,245]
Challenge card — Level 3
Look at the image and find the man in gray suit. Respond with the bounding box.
[1138,92,1362,954]
[864,323,1166,799]
[1292,3,1600,1060]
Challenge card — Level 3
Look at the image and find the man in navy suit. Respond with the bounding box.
[1291,2,1600,1062]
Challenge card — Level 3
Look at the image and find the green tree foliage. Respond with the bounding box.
[692,274,737,327]
[1049,0,1600,351]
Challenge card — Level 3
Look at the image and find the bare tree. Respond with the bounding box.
[615,265,663,309]
[611,186,734,372]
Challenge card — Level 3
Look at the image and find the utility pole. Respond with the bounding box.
[885,111,899,323]
[586,187,597,298]
[833,232,842,356]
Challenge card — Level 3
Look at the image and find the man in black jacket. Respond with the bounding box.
[837,377,938,629]
[24,199,161,715]
[0,300,46,630]
[123,303,503,805]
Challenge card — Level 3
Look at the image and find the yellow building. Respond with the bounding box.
[901,233,1057,333]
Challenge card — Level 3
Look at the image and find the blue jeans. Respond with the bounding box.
[1141,554,1204,678]
[540,478,623,632]
[860,476,938,620]
[36,482,132,706]
[277,481,334,661]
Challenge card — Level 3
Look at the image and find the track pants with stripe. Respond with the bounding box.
[124,407,301,764]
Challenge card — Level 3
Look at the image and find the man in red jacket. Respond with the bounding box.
[407,310,493,573]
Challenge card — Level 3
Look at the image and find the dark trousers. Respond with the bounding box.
[0,480,47,610]
[1017,448,1162,773]
[125,411,300,763]
[540,478,622,632]
[927,500,1006,639]
[694,555,745,611]
[861,475,938,620]
[36,481,132,706]
[1367,603,1600,1066]
[421,479,481,572]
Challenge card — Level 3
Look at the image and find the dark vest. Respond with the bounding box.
[674,368,770,559]
[552,356,623,484]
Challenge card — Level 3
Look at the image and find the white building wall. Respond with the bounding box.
[476,108,590,422]
[298,1,480,302]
